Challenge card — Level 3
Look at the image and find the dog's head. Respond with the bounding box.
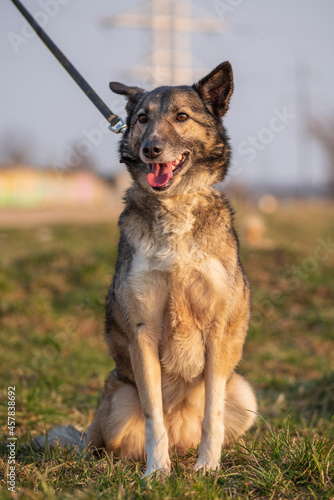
[110,62,233,196]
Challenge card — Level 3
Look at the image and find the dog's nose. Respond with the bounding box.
[142,140,163,160]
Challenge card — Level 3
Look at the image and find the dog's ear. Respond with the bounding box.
[109,82,145,114]
[193,61,233,118]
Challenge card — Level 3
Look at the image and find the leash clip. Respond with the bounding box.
[109,117,127,134]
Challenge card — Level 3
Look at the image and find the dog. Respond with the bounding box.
[87,61,257,476]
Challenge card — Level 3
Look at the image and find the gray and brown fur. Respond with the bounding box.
[87,61,257,475]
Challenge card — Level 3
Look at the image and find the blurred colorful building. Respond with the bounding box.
[0,165,130,207]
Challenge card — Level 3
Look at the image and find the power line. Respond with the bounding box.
[100,0,225,86]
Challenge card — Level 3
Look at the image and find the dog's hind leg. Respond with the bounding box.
[87,370,145,459]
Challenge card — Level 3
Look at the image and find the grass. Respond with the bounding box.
[0,201,333,499]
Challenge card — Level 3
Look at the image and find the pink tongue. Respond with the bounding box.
[147,162,174,187]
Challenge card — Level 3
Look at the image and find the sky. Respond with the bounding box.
[1,0,334,190]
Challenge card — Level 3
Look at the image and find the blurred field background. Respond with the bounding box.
[1,0,334,498]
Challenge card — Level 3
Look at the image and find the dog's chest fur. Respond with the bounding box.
[119,189,236,382]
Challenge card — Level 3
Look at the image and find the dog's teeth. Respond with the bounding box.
[170,154,185,171]
[174,155,183,166]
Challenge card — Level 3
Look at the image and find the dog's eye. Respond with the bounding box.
[176,113,189,122]
[138,114,148,124]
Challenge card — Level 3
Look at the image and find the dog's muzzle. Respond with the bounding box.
[146,153,189,190]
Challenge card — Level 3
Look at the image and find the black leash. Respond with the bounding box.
[10,0,126,134]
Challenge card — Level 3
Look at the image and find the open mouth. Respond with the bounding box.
[146,153,188,191]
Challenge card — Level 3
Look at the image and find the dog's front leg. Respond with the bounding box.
[195,338,226,472]
[129,327,170,477]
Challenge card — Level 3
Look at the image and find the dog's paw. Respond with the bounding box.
[144,427,171,478]
[194,456,220,473]
[143,460,171,479]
